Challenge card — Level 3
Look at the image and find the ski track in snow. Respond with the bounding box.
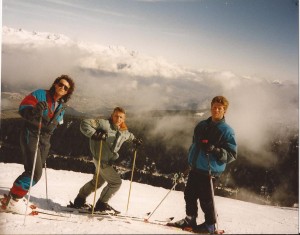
[0,163,298,234]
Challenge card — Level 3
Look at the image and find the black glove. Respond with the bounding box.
[91,129,108,141]
[206,144,221,156]
[36,101,48,111]
[206,144,222,161]
[33,101,48,115]
[133,138,143,148]
[42,115,51,125]
[200,140,220,154]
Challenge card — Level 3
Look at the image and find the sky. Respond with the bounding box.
[2,0,299,83]
[0,162,299,234]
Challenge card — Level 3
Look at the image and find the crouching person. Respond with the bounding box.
[70,107,142,214]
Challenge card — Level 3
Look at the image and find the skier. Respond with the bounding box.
[70,107,142,213]
[172,96,237,234]
[1,75,75,214]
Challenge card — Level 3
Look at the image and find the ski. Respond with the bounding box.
[166,222,225,234]
[33,209,70,218]
[0,208,75,222]
[62,205,173,223]
[96,217,132,224]
[114,212,173,223]
[182,227,225,234]
[128,217,218,234]
[36,216,78,223]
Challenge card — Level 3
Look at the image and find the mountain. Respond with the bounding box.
[0,110,298,208]
[1,25,298,210]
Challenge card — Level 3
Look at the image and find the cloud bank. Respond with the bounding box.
[1,26,298,167]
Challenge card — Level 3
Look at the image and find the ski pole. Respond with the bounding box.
[23,114,43,225]
[44,161,49,209]
[145,174,181,222]
[206,153,219,232]
[92,139,103,215]
[125,148,137,214]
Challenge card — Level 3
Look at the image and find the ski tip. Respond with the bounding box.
[29,204,37,210]
[29,211,39,216]
[215,229,225,234]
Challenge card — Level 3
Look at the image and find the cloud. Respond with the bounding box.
[2,26,298,168]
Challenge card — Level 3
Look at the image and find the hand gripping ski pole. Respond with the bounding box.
[125,148,138,214]
[23,114,43,225]
[91,140,103,215]
[145,173,184,222]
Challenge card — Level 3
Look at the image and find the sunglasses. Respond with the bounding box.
[57,82,70,91]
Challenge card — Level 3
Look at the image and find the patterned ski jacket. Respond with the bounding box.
[19,89,66,134]
[188,116,237,176]
[80,118,135,163]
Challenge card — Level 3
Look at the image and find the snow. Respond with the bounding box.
[0,163,298,234]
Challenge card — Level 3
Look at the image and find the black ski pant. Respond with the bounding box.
[184,168,218,225]
[10,127,51,198]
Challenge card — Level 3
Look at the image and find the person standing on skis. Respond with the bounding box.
[1,75,75,214]
[173,96,237,234]
[71,106,142,213]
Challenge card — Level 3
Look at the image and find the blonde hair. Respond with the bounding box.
[211,96,229,111]
[111,106,128,130]
[113,106,126,114]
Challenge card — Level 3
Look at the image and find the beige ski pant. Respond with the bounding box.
[78,160,122,203]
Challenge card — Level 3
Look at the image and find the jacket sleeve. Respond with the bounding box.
[128,132,135,142]
[19,90,43,120]
[217,131,237,164]
[80,119,100,138]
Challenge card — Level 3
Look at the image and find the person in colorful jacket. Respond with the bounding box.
[173,96,237,234]
[70,107,142,213]
[1,75,75,214]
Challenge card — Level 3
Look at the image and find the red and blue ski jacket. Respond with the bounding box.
[19,89,66,134]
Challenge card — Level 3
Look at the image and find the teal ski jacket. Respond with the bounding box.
[80,118,135,163]
[188,117,237,176]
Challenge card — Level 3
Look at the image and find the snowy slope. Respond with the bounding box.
[0,163,298,234]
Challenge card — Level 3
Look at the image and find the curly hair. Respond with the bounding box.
[49,75,75,103]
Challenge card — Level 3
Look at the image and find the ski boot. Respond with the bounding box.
[0,193,36,215]
[94,200,120,214]
[167,215,197,229]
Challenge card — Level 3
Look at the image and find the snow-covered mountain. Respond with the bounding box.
[0,163,298,234]
[2,26,298,124]
[2,26,71,46]
[2,26,193,80]
[1,26,298,215]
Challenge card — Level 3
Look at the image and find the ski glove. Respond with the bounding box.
[32,101,48,116]
[207,144,222,158]
[206,144,217,152]
[91,129,108,141]
[133,138,143,148]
